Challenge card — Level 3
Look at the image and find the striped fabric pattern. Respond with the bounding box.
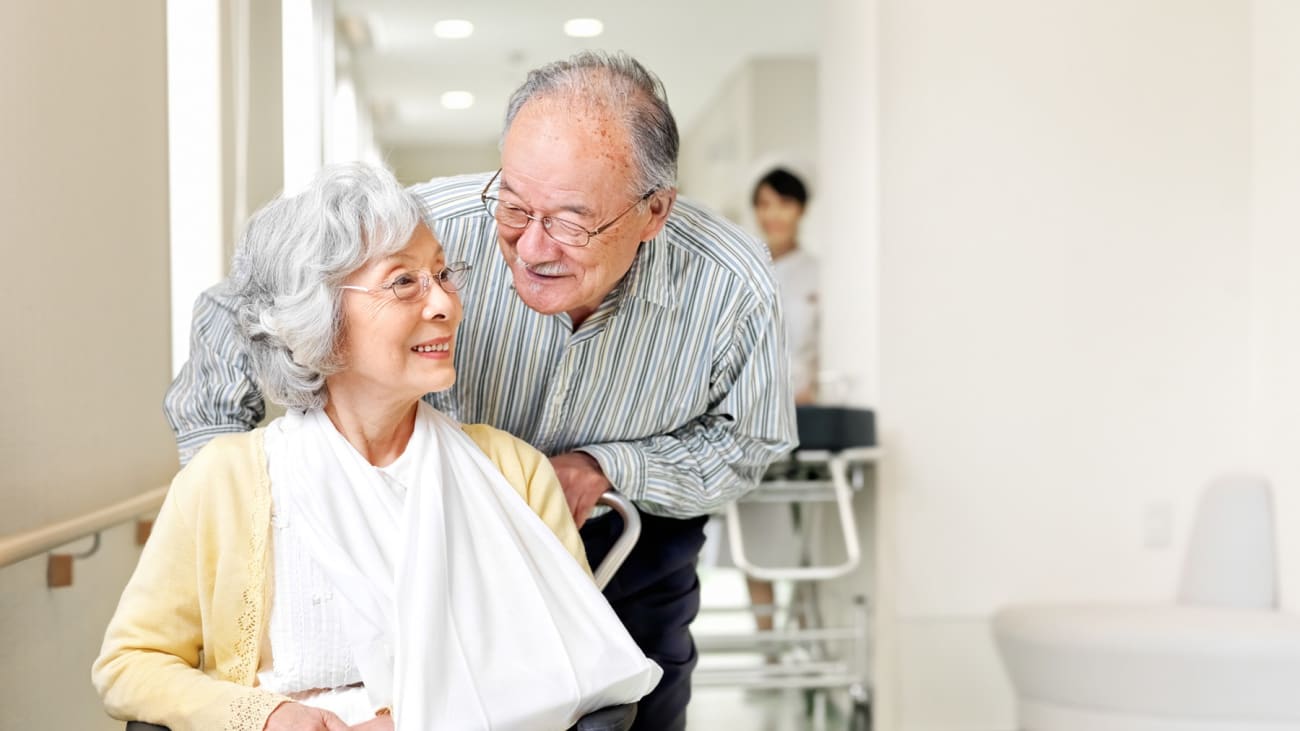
[164,171,797,518]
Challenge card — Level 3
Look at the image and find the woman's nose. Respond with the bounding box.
[421,281,460,321]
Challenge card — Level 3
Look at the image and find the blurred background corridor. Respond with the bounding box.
[3,0,1299,729]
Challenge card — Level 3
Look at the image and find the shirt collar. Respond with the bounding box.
[620,233,677,310]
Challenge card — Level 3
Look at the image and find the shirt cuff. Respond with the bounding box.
[575,442,647,502]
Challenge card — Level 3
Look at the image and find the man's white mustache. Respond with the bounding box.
[520,259,571,276]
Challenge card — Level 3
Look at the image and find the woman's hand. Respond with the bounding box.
[350,714,395,730]
[263,701,351,731]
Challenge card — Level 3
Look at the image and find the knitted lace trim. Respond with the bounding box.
[223,691,284,731]
[225,432,275,729]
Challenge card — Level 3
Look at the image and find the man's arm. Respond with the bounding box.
[574,300,797,519]
[162,283,265,466]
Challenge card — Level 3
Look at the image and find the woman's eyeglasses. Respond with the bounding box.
[340,262,471,301]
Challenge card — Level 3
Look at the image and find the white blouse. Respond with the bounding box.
[256,427,418,724]
[772,248,820,395]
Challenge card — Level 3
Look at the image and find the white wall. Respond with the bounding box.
[870,1,1262,728]
[171,0,285,370]
[0,1,174,727]
[231,0,285,262]
[1249,0,1300,610]
[818,0,879,410]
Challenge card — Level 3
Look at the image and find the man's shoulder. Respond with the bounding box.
[409,171,496,221]
[662,197,779,302]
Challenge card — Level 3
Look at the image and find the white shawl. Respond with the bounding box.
[267,403,661,730]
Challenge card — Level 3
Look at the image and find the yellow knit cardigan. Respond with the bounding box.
[92,424,589,731]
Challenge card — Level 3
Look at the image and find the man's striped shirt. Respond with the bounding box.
[164,172,797,518]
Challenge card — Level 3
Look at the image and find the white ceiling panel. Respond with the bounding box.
[333,0,819,146]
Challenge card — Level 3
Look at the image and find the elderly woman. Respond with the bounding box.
[93,163,660,731]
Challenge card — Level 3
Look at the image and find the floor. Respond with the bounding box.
[688,686,828,730]
[685,567,869,731]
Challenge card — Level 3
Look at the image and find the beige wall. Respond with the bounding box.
[679,56,819,231]
[0,2,176,535]
[385,141,501,186]
[0,1,174,728]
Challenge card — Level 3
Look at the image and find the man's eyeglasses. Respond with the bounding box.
[480,168,654,248]
[339,262,471,302]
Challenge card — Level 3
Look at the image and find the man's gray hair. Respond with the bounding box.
[229,162,422,410]
[502,51,680,197]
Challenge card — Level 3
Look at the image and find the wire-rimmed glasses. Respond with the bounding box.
[480,168,654,248]
[339,262,471,301]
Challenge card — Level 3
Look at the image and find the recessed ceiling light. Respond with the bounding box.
[434,19,473,39]
[440,91,474,110]
[563,18,604,38]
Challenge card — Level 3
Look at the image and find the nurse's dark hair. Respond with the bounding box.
[752,168,809,207]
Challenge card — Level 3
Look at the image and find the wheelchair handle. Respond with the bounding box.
[591,491,640,591]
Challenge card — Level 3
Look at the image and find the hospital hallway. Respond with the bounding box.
[6,0,1300,730]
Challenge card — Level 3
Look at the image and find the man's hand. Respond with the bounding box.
[263,702,350,731]
[549,451,612,526]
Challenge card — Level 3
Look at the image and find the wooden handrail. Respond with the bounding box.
[0,486,167,569]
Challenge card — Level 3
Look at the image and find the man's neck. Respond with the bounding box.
[567,304,597,331]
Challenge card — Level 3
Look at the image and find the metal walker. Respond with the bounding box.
[695,407,879,731]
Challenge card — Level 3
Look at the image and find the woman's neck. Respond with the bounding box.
[321,382,418,467]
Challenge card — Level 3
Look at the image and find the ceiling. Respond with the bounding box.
[333,0,820,148]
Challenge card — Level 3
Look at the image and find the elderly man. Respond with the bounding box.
[166,51,796,730]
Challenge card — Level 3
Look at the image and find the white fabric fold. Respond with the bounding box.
[268,403,661,730]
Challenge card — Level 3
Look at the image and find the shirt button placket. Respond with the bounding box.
[539,347,577,451]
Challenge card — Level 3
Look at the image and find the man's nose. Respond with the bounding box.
[514,216,562,263]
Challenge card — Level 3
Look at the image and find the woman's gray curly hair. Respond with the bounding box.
[229,162,422,410]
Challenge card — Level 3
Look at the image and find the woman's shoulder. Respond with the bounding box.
[460,423,547,472]
[172,429,269,506]
[185,428,265,470]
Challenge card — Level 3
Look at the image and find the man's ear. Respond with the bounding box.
[637,189,678,242]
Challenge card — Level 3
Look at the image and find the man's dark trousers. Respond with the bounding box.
[581,511,709,731]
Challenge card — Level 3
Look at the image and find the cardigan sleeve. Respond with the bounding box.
[463,424,593,577]
[92,441,289,731]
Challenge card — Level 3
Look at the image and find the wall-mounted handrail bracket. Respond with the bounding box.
[46,531,103,589]
[72,531,102,559]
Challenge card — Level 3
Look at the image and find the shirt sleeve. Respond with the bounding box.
[578,296,798,519]
[163,283,265,466]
